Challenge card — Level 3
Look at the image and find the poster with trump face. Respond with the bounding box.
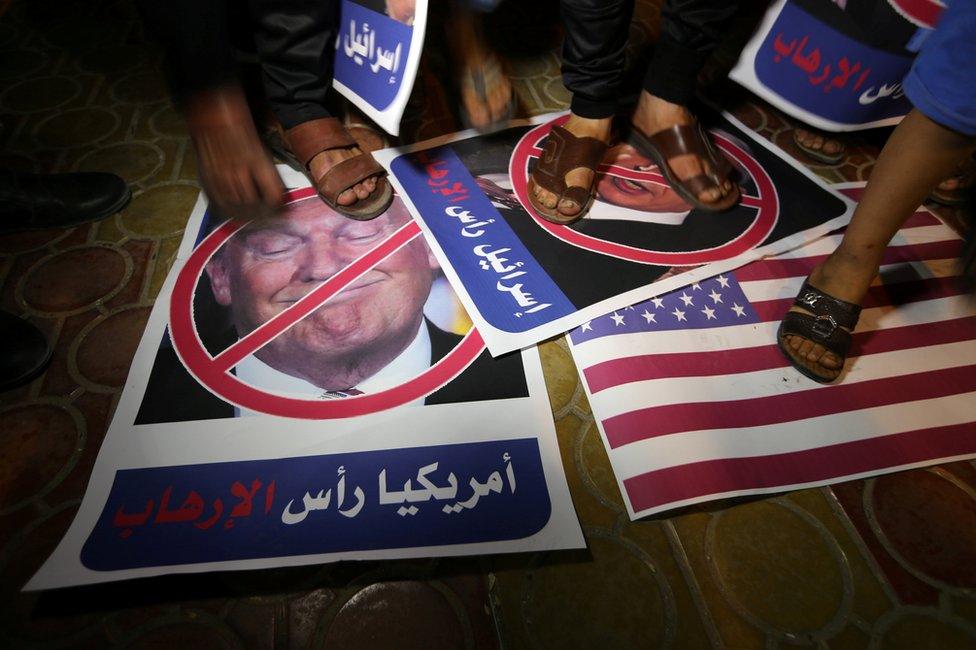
[27,166,583,590]
[375,111,855,356]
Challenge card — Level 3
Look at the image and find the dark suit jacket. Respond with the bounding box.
[135,320,527,424]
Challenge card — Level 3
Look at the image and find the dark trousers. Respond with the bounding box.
[561,0,739,118]
[138,0,337,129]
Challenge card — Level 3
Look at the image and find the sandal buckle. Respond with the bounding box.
[811,314,838,338]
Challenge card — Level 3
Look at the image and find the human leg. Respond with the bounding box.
[447,1,514,131]
[249,0,389,214]
[631,0,739,209]
[780,109,976,381]
[528,0,632,221]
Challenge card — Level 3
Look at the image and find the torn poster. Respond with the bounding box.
[26,166,582,590]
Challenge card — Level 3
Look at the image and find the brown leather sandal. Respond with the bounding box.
[283,117,392,221]
[527,125,609,225]
[630,121,740,212]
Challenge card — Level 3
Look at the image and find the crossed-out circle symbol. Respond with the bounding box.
[169,188,485,419]
[509,114,780,267]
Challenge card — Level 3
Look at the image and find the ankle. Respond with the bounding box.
[565,113,612,141]
[635,92,693,131]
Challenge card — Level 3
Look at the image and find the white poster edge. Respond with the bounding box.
[331,0,429,137]
[25,177,584,591]
[727,0,906,133]
[375,111,856,357]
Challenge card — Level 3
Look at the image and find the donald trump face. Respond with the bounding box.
[206,196,439,389]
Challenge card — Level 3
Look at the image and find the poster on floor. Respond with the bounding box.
[333,0,427,136]
[26,166,582,590]
[374,111,855,356]
[729,0,943,132]
[567,182,976,519]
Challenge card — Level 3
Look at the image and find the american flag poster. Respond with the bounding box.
[567,183,976,519]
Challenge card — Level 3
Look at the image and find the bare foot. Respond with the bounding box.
[631,92,735,204]
[794,127,846,161]
[448,8,513,130]
[782,250,875,379]
[308,146,379,207]
[531,114,612,217]
[460,58,513,130]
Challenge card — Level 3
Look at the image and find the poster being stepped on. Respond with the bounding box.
[567,184,976,519]
[27,166,582,590]
[375,111,854,355]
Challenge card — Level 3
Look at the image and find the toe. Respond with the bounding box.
[536,186,557,209]
[698,186,722,203]
[797,338,816,359]
[353,182,370,200]
[823,140,843,155]
[806,343,827,363]
[337,188,357,206]
[557,198,581,216]
[938,177,960,191]
[819,351,843,370]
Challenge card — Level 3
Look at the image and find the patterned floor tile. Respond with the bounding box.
[1,0,974,648]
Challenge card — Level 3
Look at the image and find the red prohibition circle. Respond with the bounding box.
[168,189,485,419]
[509,114,780,267]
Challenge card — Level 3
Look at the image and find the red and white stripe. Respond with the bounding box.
[569,207,976,519]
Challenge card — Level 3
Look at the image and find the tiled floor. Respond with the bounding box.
[1,0,974,648]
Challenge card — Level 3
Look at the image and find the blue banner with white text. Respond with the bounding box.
[82,438,550,570]
[334,1,414,113]
[391,147,576,333]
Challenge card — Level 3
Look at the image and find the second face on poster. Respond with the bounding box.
[376,112,854,356]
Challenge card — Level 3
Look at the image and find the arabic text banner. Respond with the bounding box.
[375,112,854,355]
[568,184,976,519]
[729,0,931,132]
[333,0,427,136]
[26,167,583,590]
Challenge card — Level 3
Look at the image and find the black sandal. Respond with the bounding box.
[776,280,862,383]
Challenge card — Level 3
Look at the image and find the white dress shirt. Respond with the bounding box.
[234,322,432,416]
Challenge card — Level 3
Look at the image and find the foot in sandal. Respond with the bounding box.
[283,117,392,221]
[778,251,875,382]
[630,91,738,211]
[528,114,612,223]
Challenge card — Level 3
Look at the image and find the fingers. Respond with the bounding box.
[254,158,286,208]
[203,161,285,220]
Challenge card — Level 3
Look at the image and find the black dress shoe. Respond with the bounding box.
[0,310,52,392]
[0,171,131,234]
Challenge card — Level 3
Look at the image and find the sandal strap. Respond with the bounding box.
[284,118,357,169]
[791,281,862,329]
[314,153,385,203]
[649,122,732,183]
[532,125,607,195]
[560,185,591,210]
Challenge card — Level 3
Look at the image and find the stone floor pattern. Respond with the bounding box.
[1,0,975,648]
